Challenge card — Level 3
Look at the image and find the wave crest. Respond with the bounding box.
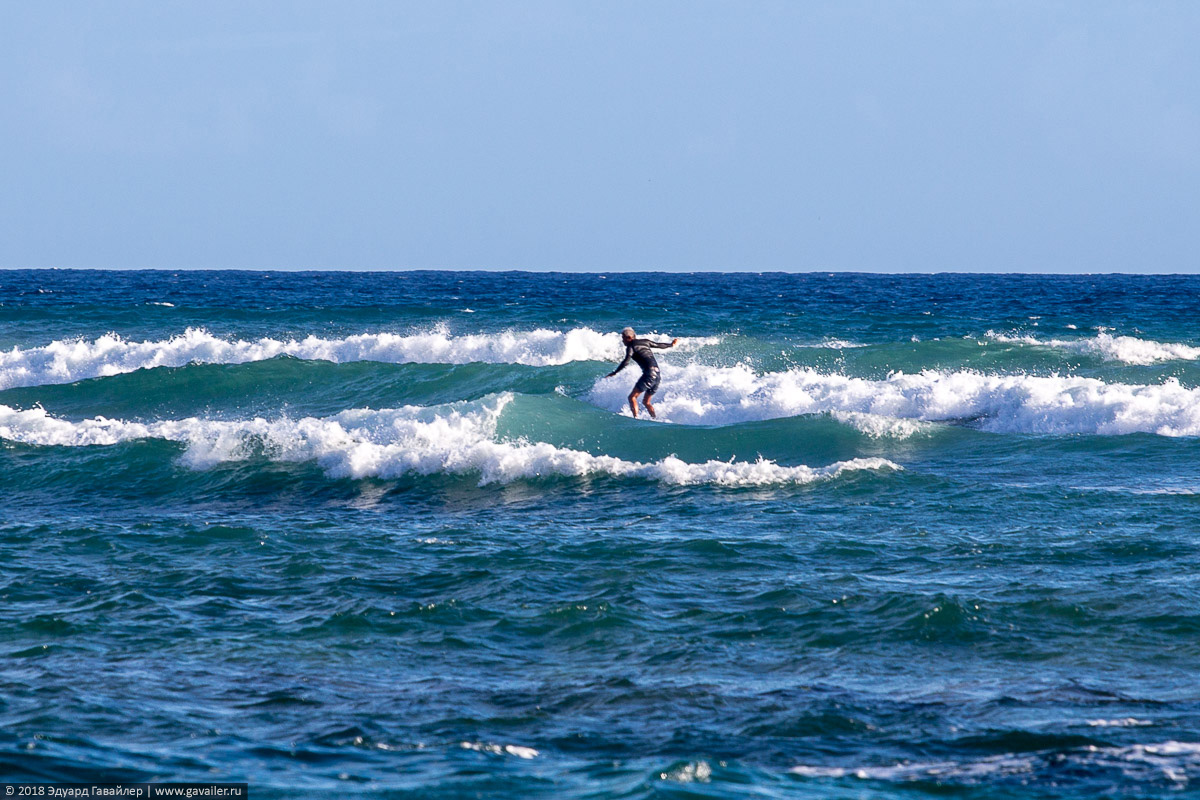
[0,327,718,390]
[589,363,1200,436]
[986,330,1200,365]
[0,398,897,487]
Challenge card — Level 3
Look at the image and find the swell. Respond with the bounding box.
[2,363,941,465]
[0,358,585,421]
[10,326,1200,401]
[11,353,1200,439]
[0,327,719,390]
[0,395,898,487]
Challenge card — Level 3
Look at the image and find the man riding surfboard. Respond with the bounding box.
[604,327,679,419]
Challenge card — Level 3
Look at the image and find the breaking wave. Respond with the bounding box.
[588,363,1200,436]
[0,327,718,390]
[0,396,897,487]
[986,330,1200,365]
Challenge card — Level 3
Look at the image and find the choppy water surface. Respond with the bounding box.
[3,270,1200,798]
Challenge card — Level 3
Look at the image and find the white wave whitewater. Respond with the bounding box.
[589,363,1200,436]
[0,396,897,487]
[790,740,1199,789]
[985,330,1200,365]
[0,327,719,390]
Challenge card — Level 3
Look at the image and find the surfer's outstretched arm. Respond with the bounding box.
[646,338,679,349]
[605,346,633,378]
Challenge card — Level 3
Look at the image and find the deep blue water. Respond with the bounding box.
[3,270,1200,798]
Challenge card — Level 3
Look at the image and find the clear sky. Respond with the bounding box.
[1,1,1197,272]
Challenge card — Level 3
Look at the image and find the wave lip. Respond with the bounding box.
[589,363,1200,436]
[0,397,898,487]
[0,327,719,390]
[986,330,1200,365]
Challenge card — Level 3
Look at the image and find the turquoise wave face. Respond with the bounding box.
[3,271,1200,799]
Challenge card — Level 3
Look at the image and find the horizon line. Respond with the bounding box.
[1,266,1197,276]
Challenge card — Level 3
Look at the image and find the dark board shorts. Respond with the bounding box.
[633,367,661,396]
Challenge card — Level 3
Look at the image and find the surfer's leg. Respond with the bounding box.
[640,369,660,419]
[628,390,641,418]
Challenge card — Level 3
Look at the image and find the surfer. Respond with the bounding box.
[604,327,679,419]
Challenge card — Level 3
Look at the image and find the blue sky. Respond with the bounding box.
[1,1,1197,272]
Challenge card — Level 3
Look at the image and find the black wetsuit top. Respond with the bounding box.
[611,338,672,377]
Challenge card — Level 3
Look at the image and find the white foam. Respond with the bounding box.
[0,397,897,487]
[794,338,866,349]
[790,753,1033,782]
[0,327,719,390]
[791,740,1199,786]
[589,363,1200,436]
[986,330,1200,365]
[831,411,931,439]
[460,742,539,759]
[659,761,712,783]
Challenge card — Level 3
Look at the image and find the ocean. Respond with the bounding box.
[2,270,1199,798]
